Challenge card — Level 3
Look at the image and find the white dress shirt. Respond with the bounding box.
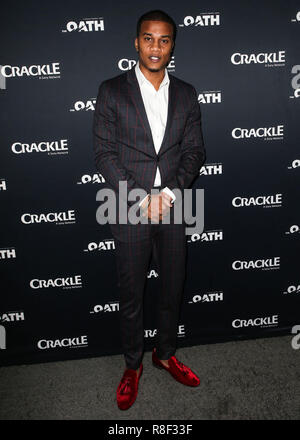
[135,61,176,207]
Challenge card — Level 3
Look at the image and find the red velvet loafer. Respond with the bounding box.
[116,363,143,410]
[152,348,200,387]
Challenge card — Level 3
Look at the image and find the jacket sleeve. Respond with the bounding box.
[164,86,206,198]
[92,80,148,208]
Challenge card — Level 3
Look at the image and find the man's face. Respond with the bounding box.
[135,20,174,73]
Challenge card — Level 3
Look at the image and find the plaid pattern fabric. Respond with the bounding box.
[93,67,205,242]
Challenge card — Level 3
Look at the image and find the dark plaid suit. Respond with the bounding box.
[93,66,205,369]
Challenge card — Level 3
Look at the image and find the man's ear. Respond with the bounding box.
[134,37,139,52]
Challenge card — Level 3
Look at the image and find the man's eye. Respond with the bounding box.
[145,37,151,41]
[162,40,169,44]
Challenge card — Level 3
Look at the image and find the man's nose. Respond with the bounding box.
[151,40,161,51]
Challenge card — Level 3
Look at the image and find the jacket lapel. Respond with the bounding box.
[159,74,176,157]
[126,67,156,158]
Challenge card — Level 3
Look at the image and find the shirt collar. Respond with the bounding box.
[135,60,169,90]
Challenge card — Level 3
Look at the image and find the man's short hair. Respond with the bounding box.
[136,10,177,43]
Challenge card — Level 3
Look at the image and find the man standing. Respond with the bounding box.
[93,10,206,410]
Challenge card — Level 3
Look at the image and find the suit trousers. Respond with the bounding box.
[111,187,187,370]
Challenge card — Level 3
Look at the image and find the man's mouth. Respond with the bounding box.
[149,56,161,62]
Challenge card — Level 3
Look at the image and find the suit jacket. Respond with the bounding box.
[93,66,206,237]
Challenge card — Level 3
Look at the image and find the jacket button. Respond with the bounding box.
[156,156,160,162]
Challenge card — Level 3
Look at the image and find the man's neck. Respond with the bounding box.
[138,61,166,91]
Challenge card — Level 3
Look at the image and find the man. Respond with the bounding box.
[93,10,206,410]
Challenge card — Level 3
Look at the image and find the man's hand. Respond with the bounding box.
[140,192,173,222]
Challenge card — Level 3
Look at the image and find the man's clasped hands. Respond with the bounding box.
[140,192,173,222]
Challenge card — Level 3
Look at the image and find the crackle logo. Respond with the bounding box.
[144,324,185,338]
[179,13,220,27]
[62,18,104,33]
[283,284,300,295]
[30,275,82,290]
[0,311,24,322]
[77,173,105,185]
[188,229,223,244]
[37,335,88,350]
[285,224,300,236]
[90,302,119,314]
[232,125,284,140]
[232,257,280,271]
[85,239,115,252]
[70,98,96,112]
[188,291,223,304]
[0,63,61,87]
[198,90,222,104]
[0,247,16,260]
[232,194,282,208]
[200,163,223,176]
[21,209,76,225]
[118,56,175,72]
[21,210,76,225]
[231,51,285,66]
[232,314,279,329]
[290,65,300,99]
[11,139,68,155]
[0,178,7,190]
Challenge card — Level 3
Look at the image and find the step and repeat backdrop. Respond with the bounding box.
[1,0,299,366]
